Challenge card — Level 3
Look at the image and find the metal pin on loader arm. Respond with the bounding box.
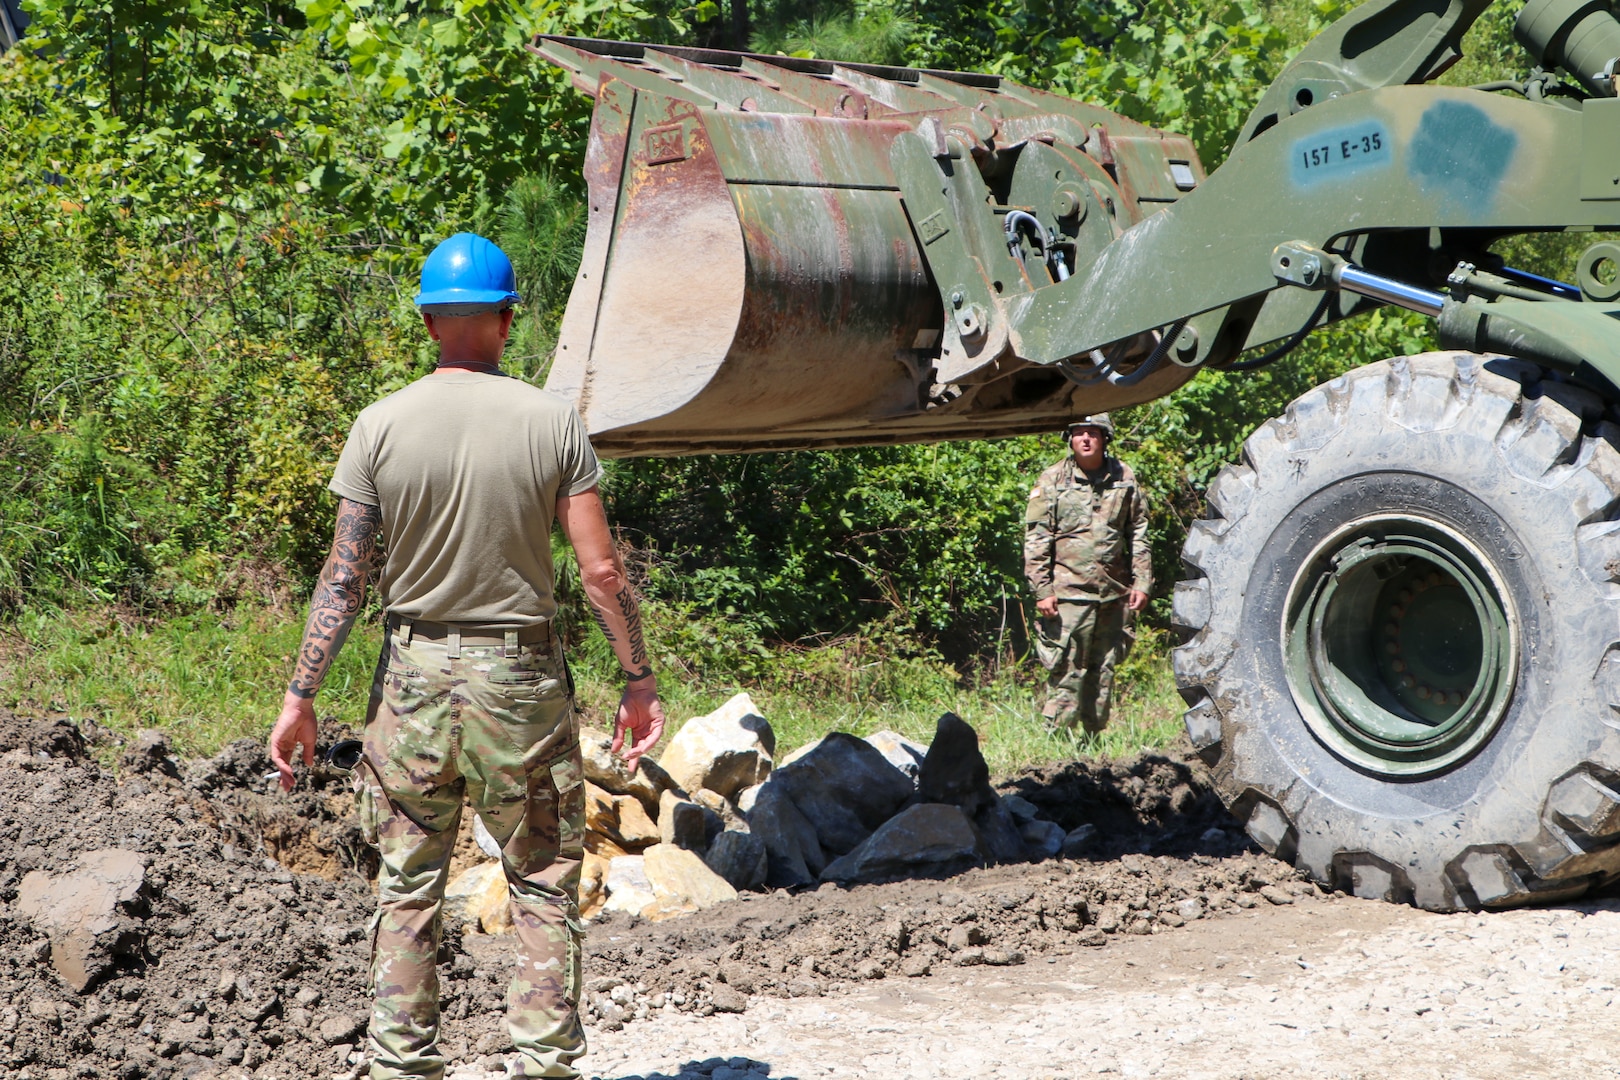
[1272,241,1444,317]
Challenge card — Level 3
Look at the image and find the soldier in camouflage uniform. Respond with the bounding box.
[269,234,664,1080]
[1024,414,1152,734]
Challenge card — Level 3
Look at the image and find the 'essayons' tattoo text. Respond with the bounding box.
[288,498,381,699]
[616,583,648,667]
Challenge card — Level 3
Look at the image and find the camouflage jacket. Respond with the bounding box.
[1024,454,1152,603]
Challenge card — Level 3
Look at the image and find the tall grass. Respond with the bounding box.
[0,603,1187,773]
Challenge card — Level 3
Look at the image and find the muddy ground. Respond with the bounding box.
[3,708,1616,1080]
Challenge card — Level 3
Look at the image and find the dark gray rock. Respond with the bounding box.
[747,784,824,887]
[917,713,992,816]
[819,804,981,883]
[771,732,915,855]
[1061,823,1099,858]
[704,829,768,892]
[916,713,1024,863]
[1019,818,1065,860]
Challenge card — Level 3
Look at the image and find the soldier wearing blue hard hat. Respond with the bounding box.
[414,232,522,315]
[271,232,663,1080]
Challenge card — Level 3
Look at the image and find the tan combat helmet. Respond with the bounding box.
[1063,413,1115,440]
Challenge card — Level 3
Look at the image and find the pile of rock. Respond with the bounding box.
[443,694,1094,927]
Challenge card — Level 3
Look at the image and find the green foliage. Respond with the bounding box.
[602,438,1049,662]
[1,602,385,756]
[292,0,675,241]
[497,171,588,378]
[751,0,917,64]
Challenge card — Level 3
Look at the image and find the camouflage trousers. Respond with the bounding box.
[1034,598,1128,734]
[356,627,586,1080]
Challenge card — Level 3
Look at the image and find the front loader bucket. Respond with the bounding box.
[533,37,1207,456]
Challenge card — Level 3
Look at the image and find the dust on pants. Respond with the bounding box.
[355,630,585,1080]
[1035,598,1128,734]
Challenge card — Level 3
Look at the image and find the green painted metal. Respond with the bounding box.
[1282,520,1518,778]
[532,0,1620,456]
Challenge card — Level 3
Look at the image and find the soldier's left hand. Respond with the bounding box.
[613,682,666,774]
[1126,588,1149,612]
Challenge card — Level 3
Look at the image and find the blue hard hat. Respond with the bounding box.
[414,233,521,313]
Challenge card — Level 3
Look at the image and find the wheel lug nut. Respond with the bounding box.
[1416,686,1431,700]
[1402,674,1416,688]
[1392,659,1406,673]
[1386,642,1400,655]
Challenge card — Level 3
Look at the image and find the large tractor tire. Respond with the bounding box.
[1174,353,1620,911]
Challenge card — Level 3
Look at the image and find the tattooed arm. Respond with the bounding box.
[557,484,665,772]
[268,498,381,791]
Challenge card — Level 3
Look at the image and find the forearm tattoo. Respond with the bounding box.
[616,583,648,667]
[288,499,380,699]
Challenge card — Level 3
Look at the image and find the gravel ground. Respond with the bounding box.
[570,892,1620,1080]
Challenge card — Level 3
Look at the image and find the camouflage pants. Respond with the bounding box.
[1034,598,1128,734]
[356,628,586,1080]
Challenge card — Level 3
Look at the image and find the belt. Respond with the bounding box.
[386,614,552,658]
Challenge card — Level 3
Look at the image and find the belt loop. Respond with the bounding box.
[504,630,518,659]
[447,628,461,660]
[403,617,414,647]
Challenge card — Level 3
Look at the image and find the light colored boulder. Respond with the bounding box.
[657,693,776,799]
[776,734,825,770]
[445,862,507,931]
[585,782,618,837]
[820,804,981,883]
[690,787,746,832]
[603,855,657,916]
[736,783,764,815]
[587,780,659,852]
[585,831,630,860]
[704,828,768,892]
[580,726,684,816]
[863,730,928,782]
[580,852,610,920]
[643,843,738,911]
[473,815,504,859]
[615,794,660,850]
[16,849,146,992]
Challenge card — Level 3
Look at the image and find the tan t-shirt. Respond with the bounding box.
[328,370,602,627]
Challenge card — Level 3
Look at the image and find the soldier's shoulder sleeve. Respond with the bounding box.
[1113,458,1138,486]
[1024,480,1050,524]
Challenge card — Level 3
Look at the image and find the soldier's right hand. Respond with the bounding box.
[269,693,318,793]
[1035,596,1059,618]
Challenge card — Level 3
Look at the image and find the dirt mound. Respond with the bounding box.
[0,708,1293,1078]
[568,750,1307,1031]
[998,753,1240,857]
[0,709,395,1079]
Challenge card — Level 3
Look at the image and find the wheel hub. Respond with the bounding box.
[1283,515,1518,777]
